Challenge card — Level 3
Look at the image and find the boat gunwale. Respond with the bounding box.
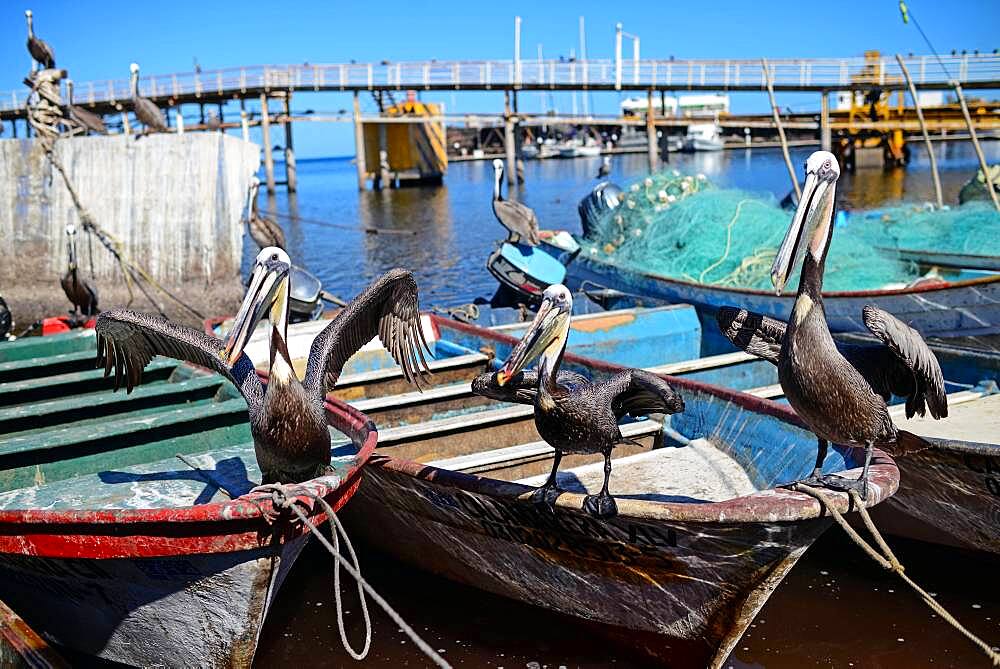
[0,369,377,556]
[367,315,901,524]
[561,236,1000,298]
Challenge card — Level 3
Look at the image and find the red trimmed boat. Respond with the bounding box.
[0,330,376,666]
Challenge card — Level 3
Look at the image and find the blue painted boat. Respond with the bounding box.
[541,234,1000,340]
[327,314,899,668]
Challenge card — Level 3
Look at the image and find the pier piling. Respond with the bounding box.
[260,94,276,194]
[503,90,516,185]
[282,94,297,192]
[352,91,367,190]
[646,88,658,173]
[820,91,831,152]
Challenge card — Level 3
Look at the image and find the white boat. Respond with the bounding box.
[558,137,603,158]
[682,122,725,152]
[523,138,560,160]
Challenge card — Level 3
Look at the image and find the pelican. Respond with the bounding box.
[597,156,611,179]
[25,10,55,70]
[129,63,168,134]
[472,284,684,517]
[244,177,286,250]
[492,159,540,246]
[95,248,431,484]
[717,151,947,499]
[64,80,107,135]
[60,224,99,317]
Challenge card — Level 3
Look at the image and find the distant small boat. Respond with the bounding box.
[0,329,376,667]
[522,139,560,160]
[559,137,603,158]
[682,122,725,152]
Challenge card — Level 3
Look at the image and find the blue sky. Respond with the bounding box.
[3,1,997,157]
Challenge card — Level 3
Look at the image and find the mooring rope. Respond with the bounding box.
[791,483,1000,665]
[252,483,452,669]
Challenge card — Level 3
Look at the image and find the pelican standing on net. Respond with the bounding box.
[717,151,947,499]
[96,248,431,483]
[473,284,684,517]
[129,63,168,134]
[491,159,540,246]
[25,10,55,70]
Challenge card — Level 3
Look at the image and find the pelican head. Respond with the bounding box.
[770,151,840,294]
[129,62,140,74]
[223,246,291,366]
[492,159,504,198]
[496,284,573,386]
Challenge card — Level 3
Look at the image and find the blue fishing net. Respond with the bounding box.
[579,171,1000,292]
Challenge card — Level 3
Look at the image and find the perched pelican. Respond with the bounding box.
[64,80,107,135]
[96,248,431,483]
[244,177,286,250]
[25,10,55,70]
[597,156,611,179]
[491,159,540,246]
[60,224,99,317]
[129,63,168,134]
[472,285,684,517]
[718,151,947,499]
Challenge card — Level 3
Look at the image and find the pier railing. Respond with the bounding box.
[3,53,1000,113]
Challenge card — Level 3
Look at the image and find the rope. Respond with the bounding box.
[698,199,764,283]
[252,483,452,669]
[791,483,1000,665]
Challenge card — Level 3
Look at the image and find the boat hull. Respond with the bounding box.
[561,251,1000,340]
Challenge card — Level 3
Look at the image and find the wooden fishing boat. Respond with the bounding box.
[543,234,1000,340]
[0,329,376,667]
[315,316,900,667]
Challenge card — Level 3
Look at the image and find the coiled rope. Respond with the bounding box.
[792,483,1000,666]
[252,483,452,669]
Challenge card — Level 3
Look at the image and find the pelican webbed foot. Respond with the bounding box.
[582,492,618,519]
[817,473,870,501]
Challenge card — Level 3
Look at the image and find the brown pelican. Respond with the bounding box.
[597,156,611,179]
[64,80,107,135]
[472,284,684,517]
[245,177,286,250]
[718,151,947,499]
[95,247,430,483]
[25,10,55,70]
[60,224,99,317]
[129,63,168,134]
[492,159,540,246]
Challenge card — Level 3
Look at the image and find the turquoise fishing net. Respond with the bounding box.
[579,171,1000,292]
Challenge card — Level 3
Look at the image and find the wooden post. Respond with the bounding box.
[260,94,276,194]
[646,88,658,173]
[896,55,942,209]
[954,82,998,211]
[282,94,297,192]
[504,90,516,186]
[820,91,831,152]
[513,90,524,184]
[352,91,367,191]
[762,58,800,200]
[121,111,131,136]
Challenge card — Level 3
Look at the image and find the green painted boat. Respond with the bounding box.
[0,329,376,667]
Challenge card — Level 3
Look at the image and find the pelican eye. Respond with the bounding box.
[270,253,278,261]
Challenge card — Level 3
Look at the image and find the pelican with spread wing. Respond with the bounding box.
[717,151,947,499]
[96,247,431,483]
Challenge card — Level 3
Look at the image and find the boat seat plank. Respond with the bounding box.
[0,397,249,458]
[0,349,102,383]
[0,330,95,363]
[335,352,488,388]
[895,393,1000,444]
[428,419,663,473]
[0,359,178,406]
[349,380,472,412]
[646,351,757,376]
[0,375,225,433]
[516,437,758,504]
[377,404,535,445]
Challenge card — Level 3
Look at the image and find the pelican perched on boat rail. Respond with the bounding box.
[96,247,431,483]
[717,151,947,499]
[473,284,684,517]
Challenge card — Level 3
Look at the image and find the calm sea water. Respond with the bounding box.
[253,141,999,309]
[253,142,1000,669]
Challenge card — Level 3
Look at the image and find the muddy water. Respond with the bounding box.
[255,530,1000,668]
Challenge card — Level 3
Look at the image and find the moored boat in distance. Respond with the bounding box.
[0,329,377,666]
[682,122,725,151]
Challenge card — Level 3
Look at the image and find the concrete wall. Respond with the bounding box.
[0,134,260,325]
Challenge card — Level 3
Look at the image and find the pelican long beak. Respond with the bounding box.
[770,170,835,294]
[496,294,571,386]
[223,258,290,366]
